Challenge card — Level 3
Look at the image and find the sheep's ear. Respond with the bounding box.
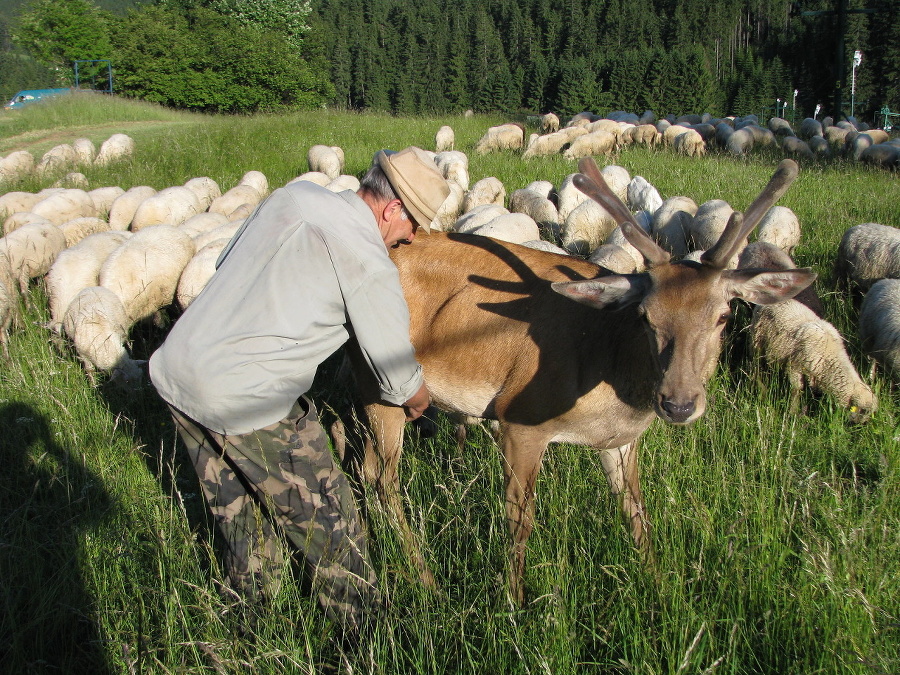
[723,268,816,305]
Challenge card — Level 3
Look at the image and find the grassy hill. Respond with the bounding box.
[1,95,898,674]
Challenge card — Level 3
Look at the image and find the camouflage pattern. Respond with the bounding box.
[169,397,378,631]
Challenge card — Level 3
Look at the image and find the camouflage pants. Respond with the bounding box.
[169,397,378,630]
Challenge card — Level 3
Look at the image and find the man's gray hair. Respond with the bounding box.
[359,164,398,203]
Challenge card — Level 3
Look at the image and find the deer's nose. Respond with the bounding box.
[660,398,696,423]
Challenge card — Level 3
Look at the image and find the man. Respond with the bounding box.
[149,146,450,632]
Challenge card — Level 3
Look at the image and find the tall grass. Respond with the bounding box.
[0,96,898,674]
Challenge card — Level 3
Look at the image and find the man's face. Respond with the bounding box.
[380,200,420,248]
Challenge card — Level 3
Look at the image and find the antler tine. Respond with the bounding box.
[574,158,670,267]
[701,159,799,269]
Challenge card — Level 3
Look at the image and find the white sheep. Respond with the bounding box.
[193,219,244,250]
[625,124,660,148]
[108,186,157,231]
[521,126,587,159]
[474,123,525,155]
[3,212,52,236]
[751,299,877,423]
[45,230,132,334]
[738,241,824,317]
[94,134,135,166]
[673,129,706,156]
[589,243,640,274]
[508,188,559,226]
[462,177,505,212]
[0,150,35,183]
[179,212,229,239]
[539,113,560,134]
[652,196,698,258]
[603,216,652,274]
[556,173,590,223]
[562,199,618,255]
[35,144,77,175]
[60,216,112,247]
[836,223,900,291]
[521,239,567,255]
[435,151,469,191]
[525,180,554,199]
[183,176,222,211]
[208,178,264,217]
[435,125,455,152]
[0,222,68,300]
[72,138,96,166]
[562,129,617,160]
[454,204,509,234]
[626,176,663,214]
[176,238,230,310]
[287,171,331,187]
[689,200,735,252]
[88,186,126,219]
[99,224,196,325]
[599,165,631,203]
[431,181,464,232]
[756,205,801,255]
[31,188,98,226]
[131,186,203,231]
[0,191,43,222]
[470,213,540,245]
[53,172,89,189]
[661,124,690,146]
[62,285,143,386]
[326,175,361,193]
[307,145,343,180]
[859,278,900,381]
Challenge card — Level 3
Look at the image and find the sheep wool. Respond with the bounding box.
[462,177,506,213]
[435,125,455,153]
[0,191,43,221]
[108,186,157,231]
[757,205,801,255]
[454,204,509,234]
[470,213,540,245]
[689,200,735,252]
[60,216,113,247]
[738,241,824,317]
[36,144,77,175]
[89,186,126,219]
[0,278,12,359]
[131,186,203,231]
[509,188,559,226]
[176,238,231,310]
[0,222,67,296]
[837,222,900,290]
[652,196,698,259]
[31,189,98,226]
[562,199,618,255]
[3,212,52,236]
[0,150,35,183]
[72,138,97,166]
[626,176,663,214]
[94,134,135,166]
[475,123,525,155]
[183,177,222,211]
[307,145,343,180]
[859,278,900,381]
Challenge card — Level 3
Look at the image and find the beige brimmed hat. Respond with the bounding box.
[376,146,450,233]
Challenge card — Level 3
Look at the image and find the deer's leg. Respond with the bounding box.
[599,440,652,558]
[363,401,436,589]
[500,426,546,604]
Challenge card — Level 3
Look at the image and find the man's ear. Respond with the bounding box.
[382,198,403,222]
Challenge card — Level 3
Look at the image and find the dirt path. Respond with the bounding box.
[0,119,191,154]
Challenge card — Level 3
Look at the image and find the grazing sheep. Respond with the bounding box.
[183,177,222,211]
[62,285,143,386]
[689,200,735,252]
[193,219,244,250]
[626,124,660,147]
[72,138,96,166]
[176,238,230,310]
[525,180,554,200]
[36,144,77,175]
[435,125,455,152]
[568,111,599,126]
[31,188,98,225]
[0,150,35,183]
[108,186,157,231]
[714,122,735,149]
[738,241,824,317]
[3,211,52,236]
[131,186,203,231]
[0,222,68,298]
[326,175,361,193]
[825,125,852,149]
[808,136,831,157]
[431,181,464,232]
[599,165,630,203]
[509,188,559,226]
[435,151,469,191]
[454,204,509,234]
[287,171,331,187]
[208,173,266,217]
[0,192,42,222]
[99,224,196,325]
[757,205,801,255]
[89,186,126,219]
[626,176,663,214]
[673,129,706,156]
[603,216,652,274]
[859,278,900,381]
[474,123,525,155]
[781,136,816,161]
[53,172,89,189]
[45,230,132,334]
[836,223,900,291]
[94,133,135,166]
[540,113,560,134]
[745,125,777,149]
[179,212,229,239]
[562,199,618,255]
[588,243,639,274]
[307,145,343,180]
[860,143,900,169]
[799,118,824,139]
[562,129,617,160]
[751,299,876,423]
[60,216,112,247]
[462,177,505,212]
[662,124,690,146]
[652,196,698,258]
[470,213,540,245]
[521,127,587,159]
[726,128,755,156]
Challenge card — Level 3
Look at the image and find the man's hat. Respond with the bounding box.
[376,146,450,233]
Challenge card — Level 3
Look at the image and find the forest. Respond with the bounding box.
[0,0,898,124]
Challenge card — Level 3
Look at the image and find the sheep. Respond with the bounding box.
[652,196,698,258]
[45,230,132,334]
[562,129,617,160]
[208,174,266,217]
[860,143,900,169]
[588,243,639,274]
[131,186,203,231]
[673,129,706,157]
[193,219,244,250]
[326,175,361,193]
[599,165,630,203]
[0,150,35,183]
[757,205,801,255]
[62,285,143,386]
[60,216,112,247]
[799,118,824,140]
[688,199,735,252]
[183,176,222,211]
[825,125,852,149]
[626,176,663,214]
[431,181,464,232]
[562,199,618,255]
[625,124,660,148]
[508,188,559,227]
[3,212,52,236]
[714,122,735,149]
[435,151,469,191]
[525,180,554,200]
[454,204,509,234]
[287,171,331,186]
[556,173,590,223]
[603,214,653,274]
[781,136,816,161]
[521,239,567,255]
[94,133,135,166]
[89,186,126,219]
[808,136,831,157]
[768,117,795,138]
[462,177,505,212]
[539,113,560,134]
[435,125,455,152]
[470,213,540,245]
[31,188,98,226]
[35,144,77,175]
[98,224,196,325]
[179,212,229,239]
[307,145,343,180]
[751,299,877,423]
[53,172,89,189]
[72,138,96,166]
[662,124,691,147]
[836,223,900,291]
[738,241,824,317]
[108,186,157,231]
[521,127,587,159]
[726,128,755,156]
[474,123,525,155]
[859,278,900,381]
[176,238,231,310]
[0,221,68,298]
[0,192,43,221]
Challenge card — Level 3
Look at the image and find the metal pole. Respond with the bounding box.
[851,50,861,119]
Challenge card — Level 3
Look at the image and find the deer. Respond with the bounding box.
[347,158,815,604]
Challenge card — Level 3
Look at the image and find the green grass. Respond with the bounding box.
[1,96,898,674]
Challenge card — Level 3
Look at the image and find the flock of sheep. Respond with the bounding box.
[0,122,897,427]
[460,109,900,168]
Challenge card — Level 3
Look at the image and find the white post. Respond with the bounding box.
[851,50,862,119]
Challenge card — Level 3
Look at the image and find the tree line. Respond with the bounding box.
[1,0,898,124]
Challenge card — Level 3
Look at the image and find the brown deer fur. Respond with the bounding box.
[349,159,815,603]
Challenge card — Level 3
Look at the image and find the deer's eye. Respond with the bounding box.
[717,311,731,325]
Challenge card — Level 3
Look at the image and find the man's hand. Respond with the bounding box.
[403,382,431,421]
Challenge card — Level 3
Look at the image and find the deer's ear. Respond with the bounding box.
[552,275,649,310]
[723,268,817,305]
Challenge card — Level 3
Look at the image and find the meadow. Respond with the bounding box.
[0,94,898,674]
